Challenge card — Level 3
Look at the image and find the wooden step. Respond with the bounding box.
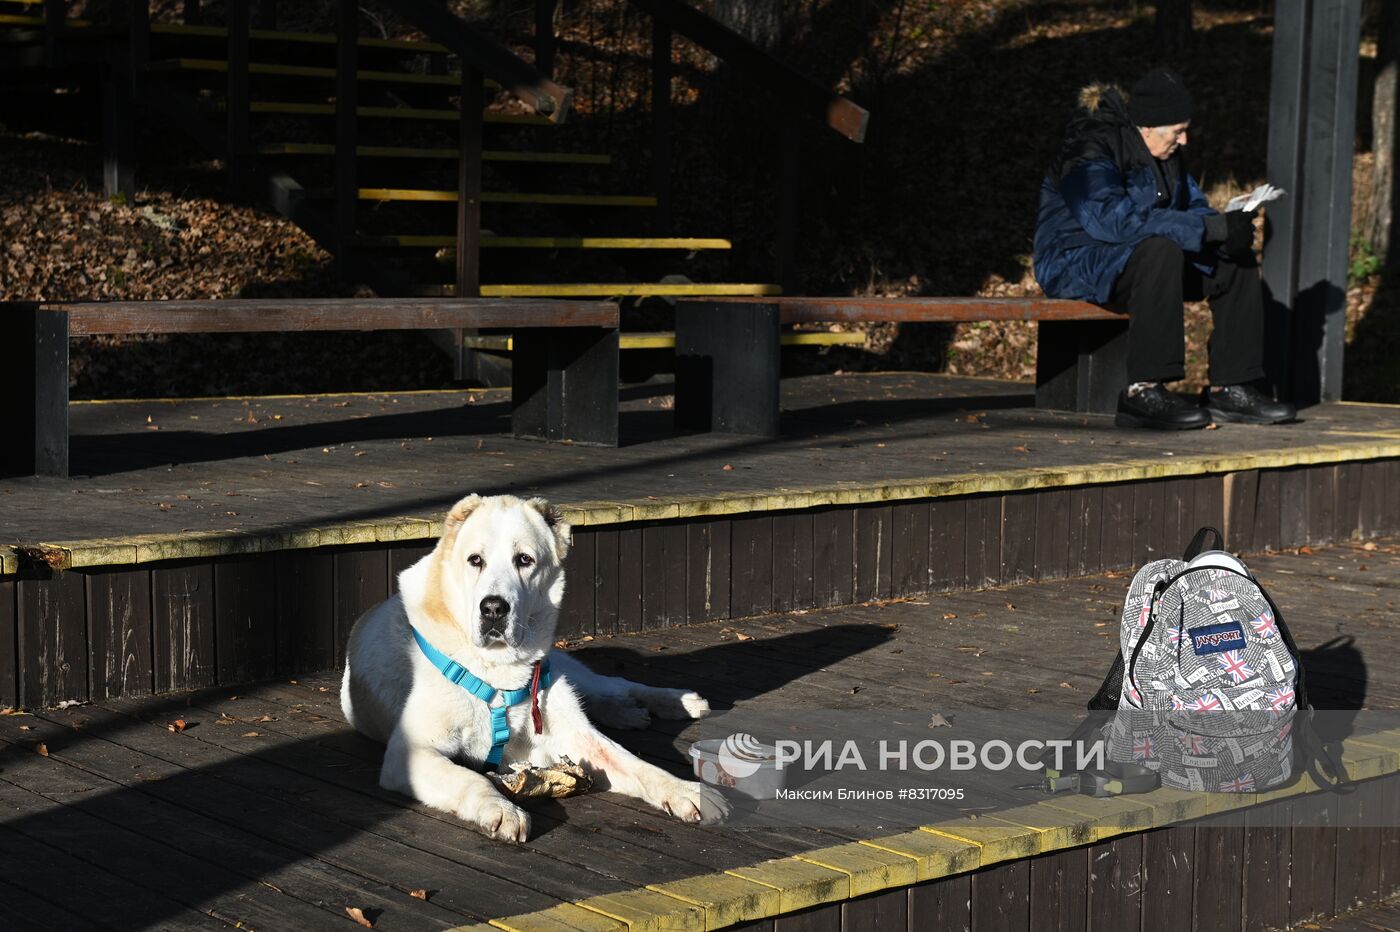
[466,330,864,351]
[256,143,609,164]
[358,188,655,206]
[0,11,87,25]
[358,234,728,249]
[149,58,484,89]
[240,102,553,125]
[420,283,783,297]
[149,21,450,53]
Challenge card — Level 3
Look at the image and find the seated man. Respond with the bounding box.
[1032,69,1295,429]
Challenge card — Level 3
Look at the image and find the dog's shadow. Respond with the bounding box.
[571,622,896,713]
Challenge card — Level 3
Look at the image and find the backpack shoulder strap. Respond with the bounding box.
[1184,526,1225,561]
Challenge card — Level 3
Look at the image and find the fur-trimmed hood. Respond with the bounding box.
[1077,82,1127,116]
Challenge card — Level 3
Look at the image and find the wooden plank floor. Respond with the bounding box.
[0,539,1395,929]
[2,374,1397,546]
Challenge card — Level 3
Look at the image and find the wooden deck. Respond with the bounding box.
[3,373,1398,554]
[1,538,1397,930]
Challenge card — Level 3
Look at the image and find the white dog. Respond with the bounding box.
[341,493,730,841]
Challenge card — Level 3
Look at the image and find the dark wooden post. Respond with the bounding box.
[651,20,673,233]
[675,300,781,434]
[1262,0,1363,406]
[335,0,358,281]
[535,0,557,79]
[256,0,278,30]
[454,62,485,380]
[1,305,70,478]
[100,0,147,200]
[1261,0,1307,402]
[774,111,801,294]
[43,0,64,66]
[127,0,149,81]
[227,0,251,195]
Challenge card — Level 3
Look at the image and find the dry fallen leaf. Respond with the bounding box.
[35,743,48,757]
[928,713,952,728]
[1005,602,1016,611]
[1012,445,1030,453]
[167,719,187,733]
[1059,681,1076,689]
[1203,422,1221,430]
[942,612,958,620]
[850,686,862,694]
[735,632,754,642]
[1298,546,1315,556]
[241,731,261,738]
[345,906,374,928]
[18,724,31,731]
[409,889,429,901]
[1362,542,1378,551]
[255,715,277,723]
[721,464,734,471]
[1027,688,1040,695]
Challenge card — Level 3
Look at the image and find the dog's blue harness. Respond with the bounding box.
[411,626,552,767]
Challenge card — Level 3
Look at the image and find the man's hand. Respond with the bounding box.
[1224,210,1257,258]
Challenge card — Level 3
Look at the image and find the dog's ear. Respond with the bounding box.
[526,497,572,561]
[439,493,484,550]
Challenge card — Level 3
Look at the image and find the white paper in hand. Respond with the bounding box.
[1226,183,1285,213]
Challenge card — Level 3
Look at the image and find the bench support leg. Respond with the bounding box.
[674,301,781,435]
[1,305,70,477]
[1035,319,1128,415]
[512,327,618,446]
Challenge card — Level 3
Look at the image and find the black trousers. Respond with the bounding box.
[1107,236,1266,386]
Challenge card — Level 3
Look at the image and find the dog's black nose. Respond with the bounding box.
[480,596,510,621]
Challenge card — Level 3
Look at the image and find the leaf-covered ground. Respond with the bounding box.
[0,0,1393,401]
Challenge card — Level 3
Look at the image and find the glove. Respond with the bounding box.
[1202,213,1228,244]
[1224,210,1257,258]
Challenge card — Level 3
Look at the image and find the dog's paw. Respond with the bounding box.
[465,795,531,843]
[679,691,711,719]
[658,780,730,824]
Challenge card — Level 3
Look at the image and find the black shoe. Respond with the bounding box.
[1204,384,1297,425]
[1114,384,1211,430]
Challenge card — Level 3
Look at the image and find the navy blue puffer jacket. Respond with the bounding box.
[1033,84,1219,304]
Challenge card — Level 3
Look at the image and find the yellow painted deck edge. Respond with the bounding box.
[22,438,1400,570]
[469,733,1400,932]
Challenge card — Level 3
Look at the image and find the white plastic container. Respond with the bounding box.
[1187,549,1252,577]
[689,734,787,799]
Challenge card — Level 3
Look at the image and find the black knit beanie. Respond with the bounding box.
[1127,69,1194,126]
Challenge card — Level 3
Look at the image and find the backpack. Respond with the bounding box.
[1085,527,1347,794]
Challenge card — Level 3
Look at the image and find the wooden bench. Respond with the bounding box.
[1,298,620,477]
[673,297,1127,434]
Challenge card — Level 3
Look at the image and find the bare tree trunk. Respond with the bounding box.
[1370,0,1398,269]
[1155,0,1193,58]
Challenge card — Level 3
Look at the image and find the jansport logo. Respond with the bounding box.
[1190,621,1247,655]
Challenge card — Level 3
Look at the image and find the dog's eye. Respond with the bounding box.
[467,554,484,568]
[514,553,534,568]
